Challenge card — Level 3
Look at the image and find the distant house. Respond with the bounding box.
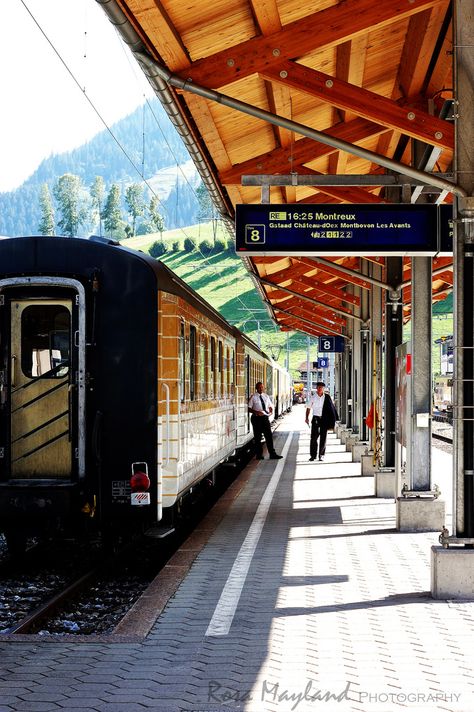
[296,361,323,394]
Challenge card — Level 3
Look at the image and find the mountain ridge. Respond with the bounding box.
[0,98,200,237]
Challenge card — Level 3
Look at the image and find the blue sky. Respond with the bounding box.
[0,0,154,192]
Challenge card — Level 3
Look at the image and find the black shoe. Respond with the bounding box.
[256,455,265,460]
[319,456,324,461]
[309,457,315,462]
[269,454,283,459]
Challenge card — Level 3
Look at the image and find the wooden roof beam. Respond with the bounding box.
[273,307,345,336]
[396,3,450,100]
[260,277,358,319]
[290,275,361,308]
[179,0,447,88]
[220,118,388,184]
[264,264,360,306]
[297,257,374,291]
[268,299,346,328]
[260,62,453,150]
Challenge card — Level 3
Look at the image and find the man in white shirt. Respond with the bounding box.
[248,382,283,460]
[305,381,338,461]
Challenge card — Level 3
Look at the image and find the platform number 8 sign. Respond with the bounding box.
[319,336,335,352]
[245,224,266,244]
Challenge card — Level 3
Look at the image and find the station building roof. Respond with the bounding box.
[98,0,454,335]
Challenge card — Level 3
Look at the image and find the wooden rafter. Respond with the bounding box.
[219,118,388,184]
[260,63,453,150]
[178,0,447,88]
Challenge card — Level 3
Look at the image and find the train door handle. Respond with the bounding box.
[11,354,16,388]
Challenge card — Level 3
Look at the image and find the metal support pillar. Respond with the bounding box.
[345,287,354,429]
[432,2,474,596]
[384,258,403,467]
[370,263,383,458]
[352,288,362,434]
[453,0,474,540]
[409,257,432,490]
[339,350,347,424]
[360,261,370,441]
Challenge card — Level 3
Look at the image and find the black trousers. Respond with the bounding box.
[251,414,276,457]
[310,416,328,459]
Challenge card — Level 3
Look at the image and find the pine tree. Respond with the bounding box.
[38,184,55,236]
[196,182,219,242]
[124,183,145,237]
[53,174,88,237]
[149,195,165,236]
[90,176,105,236]
[103,184,124,238]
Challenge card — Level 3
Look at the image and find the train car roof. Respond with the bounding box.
[0,235,242,340]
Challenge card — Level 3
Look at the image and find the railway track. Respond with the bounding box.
[5,567,99,634]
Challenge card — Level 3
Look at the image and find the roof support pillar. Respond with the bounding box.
[409,256,432,490]
[369,262,383,459]
[453,0,474,540]
[384,257,404,468]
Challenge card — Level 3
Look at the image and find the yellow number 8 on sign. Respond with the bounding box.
[245,224,265,244]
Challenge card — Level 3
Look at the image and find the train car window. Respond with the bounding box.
[199,333,206,399]
[266,363,273,395]
[190,325,197,401]
[222,344,227,397]
[210,336,216,399]
[230,348,235,397]
[226,347,231,397]
[179,321,185,402]
[21,305,70,379]
[218,340,223,398]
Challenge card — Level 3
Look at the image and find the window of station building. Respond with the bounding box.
[210,336,216,399]
[190,325,197,401]
[199,333,206,399]
[21,305,70,379]
[179,321,185,402]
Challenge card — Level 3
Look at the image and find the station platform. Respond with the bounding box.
[1,406,473,712]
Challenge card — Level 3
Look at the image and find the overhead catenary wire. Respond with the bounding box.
[17,1,297,341]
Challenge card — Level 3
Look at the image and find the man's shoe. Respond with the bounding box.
[319,456,324,461]
[269,454,283,459]
[309,457,315,462]
[256,455,265,460]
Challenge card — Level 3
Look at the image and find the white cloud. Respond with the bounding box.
[0,0,154,192]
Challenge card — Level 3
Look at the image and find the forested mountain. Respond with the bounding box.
[0,98,202,237]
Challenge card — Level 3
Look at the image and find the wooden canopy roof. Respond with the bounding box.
[100,0,454,336]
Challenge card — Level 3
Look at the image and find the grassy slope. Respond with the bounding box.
[126,224,453,379]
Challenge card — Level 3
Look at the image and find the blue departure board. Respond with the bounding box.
[235,203,438,256]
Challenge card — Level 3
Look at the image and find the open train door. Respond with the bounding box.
[0,278,86,540]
